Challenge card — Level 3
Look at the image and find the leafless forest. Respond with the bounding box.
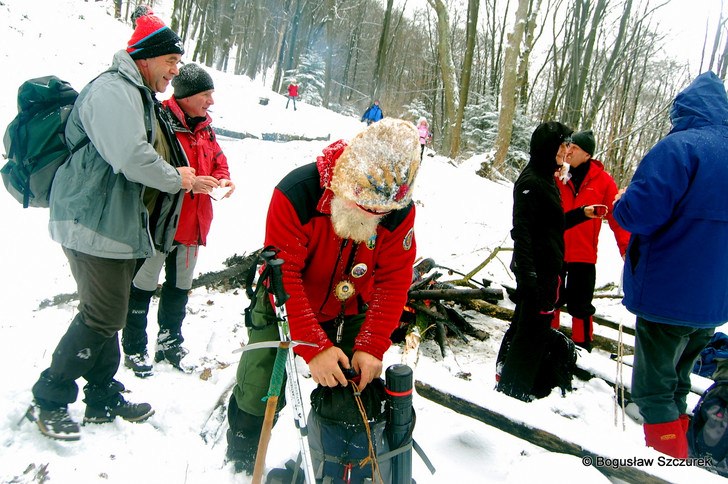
[114,0,728,184]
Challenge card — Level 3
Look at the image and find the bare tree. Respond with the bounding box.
[492,0,531,172]
[427,0,459,154]
[450,0,480,158]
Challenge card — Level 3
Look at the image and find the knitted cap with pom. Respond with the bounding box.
[126,7,184,60]
[330,118,420,212]
[172,63,214,99]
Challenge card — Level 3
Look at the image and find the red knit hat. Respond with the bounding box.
[126,7,184,60]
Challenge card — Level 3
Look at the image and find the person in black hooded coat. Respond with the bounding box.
[496,121,594,402]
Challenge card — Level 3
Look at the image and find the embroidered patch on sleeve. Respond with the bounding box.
[403,228,414,251]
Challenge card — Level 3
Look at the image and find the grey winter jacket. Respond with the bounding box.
[49,50,184,259]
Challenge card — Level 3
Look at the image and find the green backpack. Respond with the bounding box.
[1,76,89,208]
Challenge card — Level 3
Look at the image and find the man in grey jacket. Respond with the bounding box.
[28,8,196,441]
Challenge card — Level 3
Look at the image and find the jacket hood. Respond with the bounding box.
[670,71,728,133]
[528,121,573,174]
[111,49,149,91]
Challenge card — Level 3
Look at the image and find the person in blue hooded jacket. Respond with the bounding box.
[612,71,728,459]
[361,100,384,125]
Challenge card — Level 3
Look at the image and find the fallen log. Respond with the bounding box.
[213,127,259,140]
[415,381,678,484]
[38,250,261,310]
[261,132,331,142]
[408,287,502,302]
[462,299,632,354]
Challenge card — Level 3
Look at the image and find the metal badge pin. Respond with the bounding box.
[351,263,368,278]
[334,280,355,301]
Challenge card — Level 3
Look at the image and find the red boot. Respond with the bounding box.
[644,420,688,459]
[551,309,560,329]
[571,316,593,346]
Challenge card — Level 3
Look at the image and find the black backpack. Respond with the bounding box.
[307,379,393,482]
[497,327,577,399]
[2,76,89,208]
[688,380,728,476]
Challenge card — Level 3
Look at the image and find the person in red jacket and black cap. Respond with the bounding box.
[551,130,629,352]
[122,63,235,377]
[225,118,420,474]
[552,130,629,352]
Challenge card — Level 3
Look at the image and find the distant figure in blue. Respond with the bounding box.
[361,100,384,125]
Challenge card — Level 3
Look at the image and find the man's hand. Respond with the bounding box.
[177,166,196,191]
[351,351,382,391]
[309,347,350,388]
[613,187,627,205]
[192,175,219,194]
[219,179,236,198]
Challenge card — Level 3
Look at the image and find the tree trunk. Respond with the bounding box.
[492,0,530,173]
[372,0,394,100]
[427,0,458,155]
[449,0,480,159]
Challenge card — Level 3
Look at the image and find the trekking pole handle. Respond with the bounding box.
[266,258,290,307]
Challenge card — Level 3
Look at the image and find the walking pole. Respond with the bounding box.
[251,250,317,484]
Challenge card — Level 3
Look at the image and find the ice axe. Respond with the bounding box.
[251,250,317,484]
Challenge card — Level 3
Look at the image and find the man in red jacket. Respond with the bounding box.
[122,63,235,376]
[552,130,629,351]
[286,81,299,110]
[225,118,420,474]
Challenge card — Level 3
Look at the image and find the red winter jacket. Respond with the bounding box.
[556,159,629,264]
[288,84,299,97]
[163,97,230,246]
[264,140,417,362]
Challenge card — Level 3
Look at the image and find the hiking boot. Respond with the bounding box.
[154,345,190,371]
[83,394,155,424]
[124,352,153,378]
[27,403,81,441]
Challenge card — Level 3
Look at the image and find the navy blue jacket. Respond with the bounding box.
[361,104,383,123]
[613,72,728,327]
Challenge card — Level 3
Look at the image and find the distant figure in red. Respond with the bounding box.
[286,82,299,110]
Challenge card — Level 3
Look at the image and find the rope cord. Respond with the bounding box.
[349,380,384,484]
[614,323,626,430]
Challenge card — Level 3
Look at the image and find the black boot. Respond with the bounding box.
[122,286,156,377]
[225,393,264,475]
[155,284,189,370]
[84,390,154,424]
[26,401,81,441]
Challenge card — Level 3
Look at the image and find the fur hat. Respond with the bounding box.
[172,63,214,99]
[330,118,420,212]
[126,7,184,60]
[571,130,595,156]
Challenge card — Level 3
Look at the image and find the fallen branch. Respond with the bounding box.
[408,287,503,302]
[415,381,673,484]
[38,250,261,310]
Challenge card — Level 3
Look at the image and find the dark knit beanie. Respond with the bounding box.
[172,63,215,99]
[571,130,596,156]
[126,7,184,60]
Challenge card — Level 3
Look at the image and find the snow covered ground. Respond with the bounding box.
[0,1,724,483]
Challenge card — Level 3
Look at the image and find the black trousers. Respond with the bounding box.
[555,262,596,343]
[32,248,136,407]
